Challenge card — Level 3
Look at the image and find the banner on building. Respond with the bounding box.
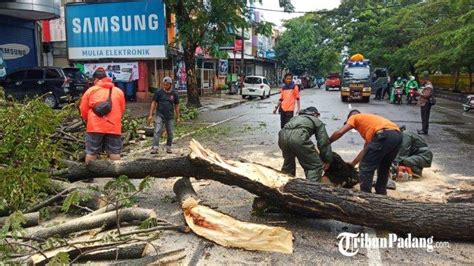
[66,0,166,60]
[50,7,66,42]
[218,59,228,77]
[0,52,6,78]
[83,62,139,82]
[175,60,187,91]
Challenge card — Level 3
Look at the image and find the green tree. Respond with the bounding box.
[165,0,292,107]
[275,13,341,77]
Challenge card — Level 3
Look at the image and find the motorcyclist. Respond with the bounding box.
[405,76,419,95]
[390,77,405,103]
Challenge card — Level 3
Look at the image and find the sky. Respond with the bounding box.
[256,0,341,28]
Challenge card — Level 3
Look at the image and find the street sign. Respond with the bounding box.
[66,0,166,60]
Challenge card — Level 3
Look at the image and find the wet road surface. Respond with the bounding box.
[134,87,473,264]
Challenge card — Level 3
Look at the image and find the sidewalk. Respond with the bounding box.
[126,87,279,118]
[434,87,470,103]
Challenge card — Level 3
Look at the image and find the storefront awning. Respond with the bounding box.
[0,0,60,20]
[227,52,254,60]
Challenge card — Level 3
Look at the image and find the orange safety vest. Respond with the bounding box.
[80,78,126,135]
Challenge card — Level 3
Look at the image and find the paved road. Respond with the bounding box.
[136,86,473,264]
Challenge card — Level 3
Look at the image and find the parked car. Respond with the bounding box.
[241,76,271,99]
[0,67,73,108]
[325,72,341,91]
[63,67,92,95]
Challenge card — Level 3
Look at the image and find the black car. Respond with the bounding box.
[0,67,74,108]
[63,67,92,95]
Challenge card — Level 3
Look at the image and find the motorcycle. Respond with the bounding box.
[393,86,403,104]
[463,95,474,112]
[228,81,240,95]
[406,86,418,104]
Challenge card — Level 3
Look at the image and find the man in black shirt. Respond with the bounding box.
[148,77,180,154]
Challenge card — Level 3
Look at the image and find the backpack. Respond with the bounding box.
[92,88,113,117]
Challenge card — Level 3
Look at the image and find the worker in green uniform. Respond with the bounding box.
[395,128,433,176]
[278,106,333,181]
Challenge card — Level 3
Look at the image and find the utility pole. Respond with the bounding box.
[240,25,245,83]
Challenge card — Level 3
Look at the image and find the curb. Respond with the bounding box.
[434,88,469,103]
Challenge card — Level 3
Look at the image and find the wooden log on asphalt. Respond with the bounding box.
[56,139,474,241]
[0,212,40,228]
[26,208,156,239]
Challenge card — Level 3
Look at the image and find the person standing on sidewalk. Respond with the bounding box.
[417,79,434,135]
[80,68,126,164]
[329,110,402,195]
[148,77,181,154]
[273,73,300,128]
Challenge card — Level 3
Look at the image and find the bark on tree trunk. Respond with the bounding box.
[75,242,156,262]
[26,208,156,239]
[468,64,472,92]
[184,43,201,107]
[0,212,39,228]
[56,140,474,241]
[454,67,461,92]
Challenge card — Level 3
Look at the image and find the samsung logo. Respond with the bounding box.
[72,14,159,34]
[0,44,30,60]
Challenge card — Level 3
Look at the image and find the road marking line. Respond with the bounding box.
[365,228,383,265]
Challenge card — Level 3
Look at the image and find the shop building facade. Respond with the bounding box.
[0,0,60,76]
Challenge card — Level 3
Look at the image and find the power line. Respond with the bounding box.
[250,4,403,15]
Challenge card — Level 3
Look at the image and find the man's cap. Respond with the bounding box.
[299,106,320,116]
[93,67,107,79]
[344,109,361,125]
[163,76,173,84]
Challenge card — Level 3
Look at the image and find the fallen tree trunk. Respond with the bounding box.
[56,140,474,241]
[27,208,156,239]
[173,177,293,254]
[74,242,156,262]
[0,212,40,228]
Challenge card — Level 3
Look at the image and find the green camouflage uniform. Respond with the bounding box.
[278,114,333,181]
[395,131,433,175]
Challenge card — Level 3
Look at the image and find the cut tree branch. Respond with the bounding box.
[55,140,474,241]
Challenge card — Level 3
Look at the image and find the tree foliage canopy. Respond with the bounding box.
[275,0,473,78]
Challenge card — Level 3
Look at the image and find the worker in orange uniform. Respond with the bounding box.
[329,110,402,194]
[273,73,301,128]
[80,68,126,164]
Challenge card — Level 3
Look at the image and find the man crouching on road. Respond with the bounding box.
[80,68,126,164]
[329,110,402,194]
[278,107,333,182]
[148,77,180,154]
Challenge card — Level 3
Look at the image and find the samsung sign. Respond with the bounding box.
[66,1,166,60]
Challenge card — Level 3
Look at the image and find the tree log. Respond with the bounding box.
[0,212,40,228]
[173,177,293,254]
[26,208,156,239]
[74,242,156,262]
[56,140,474,241]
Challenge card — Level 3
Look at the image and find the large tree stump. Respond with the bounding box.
[56,140,474,241]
